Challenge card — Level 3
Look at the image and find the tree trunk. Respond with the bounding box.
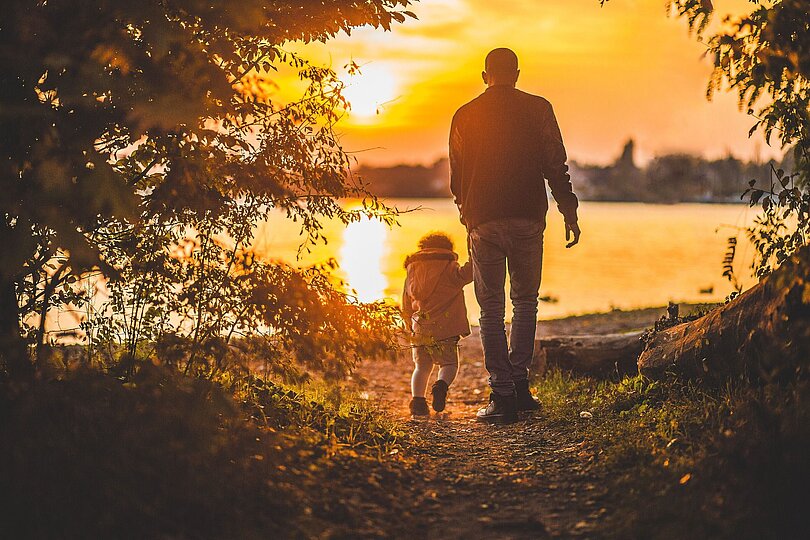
[638,246,810,381]
[0,276,30,379]
[0,218,32,379]
[533,332,644,377]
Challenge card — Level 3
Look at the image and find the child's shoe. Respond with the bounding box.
[431,380,449,412]
[409,397,429,416]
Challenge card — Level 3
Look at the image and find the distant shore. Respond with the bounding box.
[467,303,716,338]
[356,142,788,203]
[379,195,748,204]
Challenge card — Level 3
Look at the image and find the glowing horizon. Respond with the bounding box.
[283,0,779,168]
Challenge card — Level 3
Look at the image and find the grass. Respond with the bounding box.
[231,374,406,455]
[3,348,807,538]
[0,364,410,539]
[533,371,810,539]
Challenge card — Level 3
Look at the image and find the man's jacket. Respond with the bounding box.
[449,85,579,230]
[402,248,473,342]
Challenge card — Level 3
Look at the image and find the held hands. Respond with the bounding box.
[565,221,581,248]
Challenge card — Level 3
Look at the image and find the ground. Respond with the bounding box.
[5,304,801,538]
[352,308,670,538]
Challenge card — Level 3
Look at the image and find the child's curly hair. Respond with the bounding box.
[418,232,454,251]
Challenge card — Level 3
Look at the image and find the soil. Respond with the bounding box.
[351,307,679,538]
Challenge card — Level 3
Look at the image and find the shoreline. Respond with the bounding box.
[468,302,716,338]
[378,196,750,205]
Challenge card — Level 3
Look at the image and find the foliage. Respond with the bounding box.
[721,236,743,294]
[0,365,408,538]
[644,153,707,202]
[234,375,404,452]
[574,140,774,203]
[600,1,809,276]
[742,164,810,276]
[1,0,416,378]
[80,211,402,381]
[668,0,810,275]
[534,370,809,538]
[640,302,712,345]
[658,0,809,151]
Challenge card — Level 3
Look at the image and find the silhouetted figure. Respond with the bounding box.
[402,232,473,416]
[449,48,581,423]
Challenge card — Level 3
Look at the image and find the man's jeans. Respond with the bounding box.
[469,218,544,396]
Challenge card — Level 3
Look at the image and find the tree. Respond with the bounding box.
[0,1,416,378]
[615,0,809,274]
[666,0,810,274]
[645,154,706,202]
[595,1,810,379]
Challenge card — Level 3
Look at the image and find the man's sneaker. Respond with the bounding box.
[431,380,449,412]
[476,392,518,424]
[515,379,541,412]
[409,397,430,416]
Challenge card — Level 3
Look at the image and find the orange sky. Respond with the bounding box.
[285,0,779,167]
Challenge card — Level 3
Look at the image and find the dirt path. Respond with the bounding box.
[353,309,672,539]
[350,305,700,539]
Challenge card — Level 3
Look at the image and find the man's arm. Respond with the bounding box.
[540,101,580,247]
[449,112,465,224]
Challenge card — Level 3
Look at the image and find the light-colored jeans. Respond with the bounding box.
[469,218,544,395]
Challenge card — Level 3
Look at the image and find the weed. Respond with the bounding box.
[532,371,809,538]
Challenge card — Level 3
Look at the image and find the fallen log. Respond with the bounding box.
[533,332,644,377]
[638,246,810,381]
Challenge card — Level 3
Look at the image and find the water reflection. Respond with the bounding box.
[340,216,388,302]
[255,200,755,318]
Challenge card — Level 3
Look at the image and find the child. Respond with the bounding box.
[402,232,473,416]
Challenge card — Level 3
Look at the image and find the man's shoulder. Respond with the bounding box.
[452,89,554,122]
[515,89,553,110]
[452,94,485,119]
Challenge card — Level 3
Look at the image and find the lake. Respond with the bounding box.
[253,200,759,321]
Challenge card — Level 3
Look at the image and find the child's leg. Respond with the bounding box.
[436,338,460,386]
[437,363,458,385]
[411,346,434,398]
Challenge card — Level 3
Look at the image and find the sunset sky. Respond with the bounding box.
[285,0,778,168]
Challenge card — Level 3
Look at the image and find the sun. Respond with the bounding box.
[341,64,398,122]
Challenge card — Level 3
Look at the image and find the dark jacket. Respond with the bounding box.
[402,248,473,342]
[449,85,579,230]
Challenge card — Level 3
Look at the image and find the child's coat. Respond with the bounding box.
[402,248,473,342]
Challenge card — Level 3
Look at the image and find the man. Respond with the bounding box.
[449,48,581,423]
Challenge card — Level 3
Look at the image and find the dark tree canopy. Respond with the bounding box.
[0,1,415,378]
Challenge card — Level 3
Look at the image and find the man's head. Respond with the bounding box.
[482,48,519,87]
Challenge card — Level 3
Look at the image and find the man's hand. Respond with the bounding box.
[565,222,581,248]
